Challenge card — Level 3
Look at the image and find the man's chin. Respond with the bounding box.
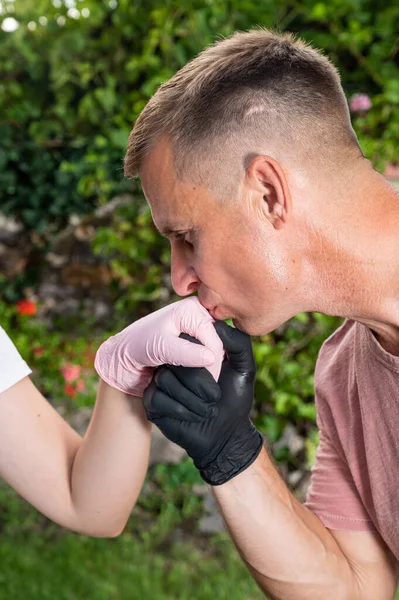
[233,317,274,337]
[232,318,256,335]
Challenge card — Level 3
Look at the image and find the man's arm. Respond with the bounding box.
[0,376,151,536]
[142,322,399,600]
[213,448,399,600]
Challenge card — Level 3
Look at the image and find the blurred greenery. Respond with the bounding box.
[1,0,398,236]
[0,465,264,600]
[1,0,398,598]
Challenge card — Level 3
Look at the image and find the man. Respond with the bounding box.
[124,29,399,599]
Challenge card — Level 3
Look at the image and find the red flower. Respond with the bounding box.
[64,383,76,398]
[16,300,37,316]
[33,346,44,357]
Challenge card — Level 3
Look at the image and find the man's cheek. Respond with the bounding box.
[195,257,219,285]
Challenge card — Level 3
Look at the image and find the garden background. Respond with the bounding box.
[0,0,398,598]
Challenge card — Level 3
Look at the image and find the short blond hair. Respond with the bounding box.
[124,28,360,193]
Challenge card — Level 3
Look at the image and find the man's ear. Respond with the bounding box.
[246,155,292,230]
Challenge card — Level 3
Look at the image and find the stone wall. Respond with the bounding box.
[0,195,133,322]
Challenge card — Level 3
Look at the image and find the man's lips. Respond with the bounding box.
[208,307,232,321]
[198,297,232,321]
[208,308,218,319]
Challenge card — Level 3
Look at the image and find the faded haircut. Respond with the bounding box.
[124,28,361,196]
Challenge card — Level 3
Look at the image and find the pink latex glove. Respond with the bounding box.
[94,297,224,397]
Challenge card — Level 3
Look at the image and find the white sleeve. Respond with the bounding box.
[0,326,32,394]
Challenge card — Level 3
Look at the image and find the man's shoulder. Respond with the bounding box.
[317,319,356,363]
[315,319,358,390]
[312,320,360,425]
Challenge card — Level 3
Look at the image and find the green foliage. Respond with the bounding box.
[0,300,99,407]
[92,199,172,317]
[286,0,399,169]
[0,483,264,600]
[252,312,341,467]
[138,460,203,524]
[0,123,97,236]
[254,313,341,423]
[1,0,398,235]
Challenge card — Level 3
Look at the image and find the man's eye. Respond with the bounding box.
[175,233,193,247]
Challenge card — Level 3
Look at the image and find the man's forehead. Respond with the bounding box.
[139,137,225,236]
[140,137,175,194]
[141,171,194,233]
[140,140,201,232]
[149,188,195,235]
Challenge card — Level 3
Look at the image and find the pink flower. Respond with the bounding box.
[61,363,81,382]
[76,378,85,393]
[349,93,372,113]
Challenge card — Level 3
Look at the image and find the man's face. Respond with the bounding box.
[140,139,300,335]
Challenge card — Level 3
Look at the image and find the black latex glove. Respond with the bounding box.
[142,321,263,486]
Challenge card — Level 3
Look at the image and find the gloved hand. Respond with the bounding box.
[94,297,224,397]
[143,321,263,485]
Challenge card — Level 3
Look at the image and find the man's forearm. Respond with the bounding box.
[70,380,152,536]
[212,448,358,600]
[138,323,397,597]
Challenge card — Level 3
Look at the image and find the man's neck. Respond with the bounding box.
[304,163,399,353]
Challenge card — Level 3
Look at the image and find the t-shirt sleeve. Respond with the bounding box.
[0,326,32,394]
[305,408,376,532]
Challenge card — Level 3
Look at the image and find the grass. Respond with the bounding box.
[0,528,263,600]
[1,462,398,600]
[0,463,263,600]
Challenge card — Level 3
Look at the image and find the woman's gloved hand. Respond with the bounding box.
[143,321,263,485]
[94,297,224,397]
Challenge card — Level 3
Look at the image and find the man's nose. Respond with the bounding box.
[170,243,200,296]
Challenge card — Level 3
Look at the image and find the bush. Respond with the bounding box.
[1,0,398,235]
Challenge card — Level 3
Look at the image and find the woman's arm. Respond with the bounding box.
[0,376,151,536]
[0,297,224,535]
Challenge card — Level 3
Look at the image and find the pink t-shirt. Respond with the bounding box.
[305,319,399,559]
